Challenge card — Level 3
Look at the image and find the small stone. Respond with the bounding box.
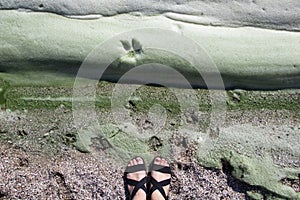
[17,129,28,136]
[43,133,49,137]
[186,116,193,123]
[232,93,240,102]
[143,120,153,130]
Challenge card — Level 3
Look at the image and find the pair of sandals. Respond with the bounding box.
[124,156,172,200]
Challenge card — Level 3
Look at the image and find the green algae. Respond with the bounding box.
[73,119,300,199]
[196,126,300,199]
[247,191,264,200]
[1,83,299,199]
[227,90,300,111]
[1,10,300,89]
[0,10,299,199]
[74,123,173,163]
[197,149,300,199]
[0,79,9,107]
[3,81,300,112]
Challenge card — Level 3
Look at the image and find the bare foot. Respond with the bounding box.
[150,157,171,200]
[125,157,147,200]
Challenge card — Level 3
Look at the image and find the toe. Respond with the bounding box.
[162,158,168,166]
[132,158,139,165]
[129,160,134,166]
[159,158,165,166]
[136,157,143,164]
[154,156,161,164]
[150,157,171,199]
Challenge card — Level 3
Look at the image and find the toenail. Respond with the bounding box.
[136,157,142,162]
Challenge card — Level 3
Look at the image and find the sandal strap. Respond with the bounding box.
[149,177,171,200]
[127,176,147,199]
[125,164,146,173]
[124,158,147,200]
[151,164,172,174]
[148,163,171,200]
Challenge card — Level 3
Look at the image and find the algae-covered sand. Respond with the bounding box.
[1,10,300,89]
[0,81,299,199]
[0,1,300,199]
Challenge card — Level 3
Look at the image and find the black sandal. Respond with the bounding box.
[148,157,172,200]
[123,157,148,200]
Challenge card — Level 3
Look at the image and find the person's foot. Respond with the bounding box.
[149,157,171,200]
[125,157,147,200]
